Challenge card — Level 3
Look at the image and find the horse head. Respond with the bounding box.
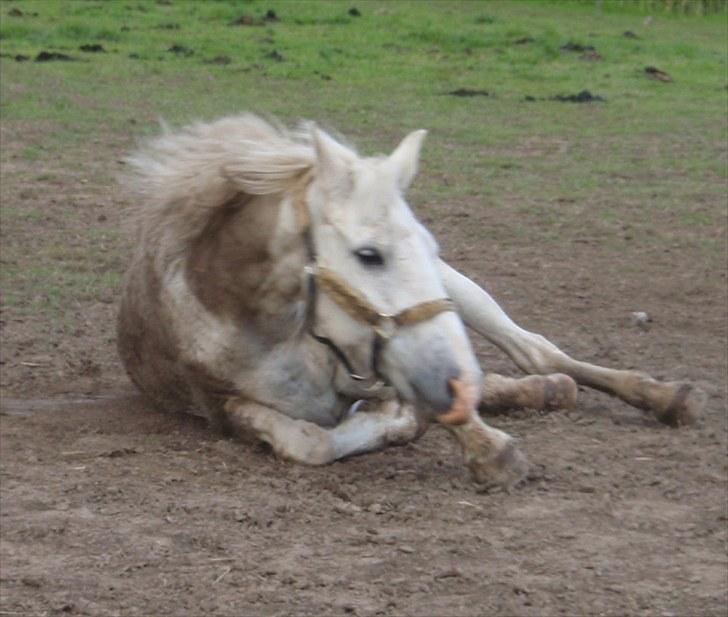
[301,127,482,419]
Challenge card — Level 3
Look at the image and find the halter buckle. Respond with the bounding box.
[374,314,397,340]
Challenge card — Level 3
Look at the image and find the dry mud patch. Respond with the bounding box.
[1,126,726,616]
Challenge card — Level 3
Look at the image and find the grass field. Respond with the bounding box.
[1,0,726,328]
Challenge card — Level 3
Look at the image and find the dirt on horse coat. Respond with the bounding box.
[117,114,705,487]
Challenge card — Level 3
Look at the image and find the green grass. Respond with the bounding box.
[0,0,726,322]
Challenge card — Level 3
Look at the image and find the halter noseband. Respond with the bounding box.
[292,172,456,390]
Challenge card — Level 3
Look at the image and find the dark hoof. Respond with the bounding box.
[465,439,530,491]
[657,383,706,427]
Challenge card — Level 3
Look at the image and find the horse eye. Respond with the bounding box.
[354,247,385,267]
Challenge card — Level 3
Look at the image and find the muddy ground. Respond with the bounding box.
[1,123,726,616]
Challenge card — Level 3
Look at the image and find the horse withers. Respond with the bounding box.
[117,115,704,488]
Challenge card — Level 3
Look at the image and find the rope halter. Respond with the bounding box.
[292,171,456,390]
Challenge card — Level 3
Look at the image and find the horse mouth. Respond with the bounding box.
[437,377,479,425]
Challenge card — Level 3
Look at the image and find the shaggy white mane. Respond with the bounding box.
[124,114,331,254]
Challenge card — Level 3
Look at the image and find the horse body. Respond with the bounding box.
[118,172,349,427]
[118,114,705,487]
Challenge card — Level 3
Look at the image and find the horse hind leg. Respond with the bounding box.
[486,327,704,426]
[440,260,706,426]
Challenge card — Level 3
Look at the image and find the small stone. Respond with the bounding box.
[630,311,652,331]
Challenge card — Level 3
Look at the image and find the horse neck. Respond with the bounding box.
[184,193,308,341]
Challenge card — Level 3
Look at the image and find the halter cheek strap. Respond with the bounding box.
[292,172,455,389]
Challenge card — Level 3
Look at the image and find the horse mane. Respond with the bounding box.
[124,114,325,259]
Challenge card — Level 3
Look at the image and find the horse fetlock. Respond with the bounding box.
[387,408,427,444]
[541,374,578,410]
[224,399,336,465]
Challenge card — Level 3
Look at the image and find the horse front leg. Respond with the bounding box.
[440,260,706,426]
[224,396,529,488]
[223,398,426,465]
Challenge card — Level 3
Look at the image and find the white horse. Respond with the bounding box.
[117,114,705,488]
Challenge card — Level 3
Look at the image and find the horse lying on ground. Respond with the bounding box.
[117,115,705,488]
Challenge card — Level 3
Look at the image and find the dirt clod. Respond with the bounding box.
[167,44,193,56]
[447,88,491,97]
[79,44,106,53]
[205,55,232,65]
[35,51,75,62]
[551,89,605,102]
[645,66,673,82]
[561,41,596,52]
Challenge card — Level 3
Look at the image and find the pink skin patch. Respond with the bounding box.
[437,378,479,425]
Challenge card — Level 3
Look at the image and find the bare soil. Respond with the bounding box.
[1,125,726,616]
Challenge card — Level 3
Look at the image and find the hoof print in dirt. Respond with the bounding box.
[447,88,491,97]
[35,51,75,62]
[551,90,605,103]
[167,44,193,57]
[645,66,673,82]
[79,44,106,53]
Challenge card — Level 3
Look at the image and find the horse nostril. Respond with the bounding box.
[411,360,461,413]
[446,379,455,405]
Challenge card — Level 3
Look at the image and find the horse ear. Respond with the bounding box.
[312,127,354,189]
[389,129,427,191]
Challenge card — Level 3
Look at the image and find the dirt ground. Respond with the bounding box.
[1,124,726,616]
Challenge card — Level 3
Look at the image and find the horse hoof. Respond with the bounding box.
[464,439,530,491]
[543,373,578,411]
[657,383,706,427]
